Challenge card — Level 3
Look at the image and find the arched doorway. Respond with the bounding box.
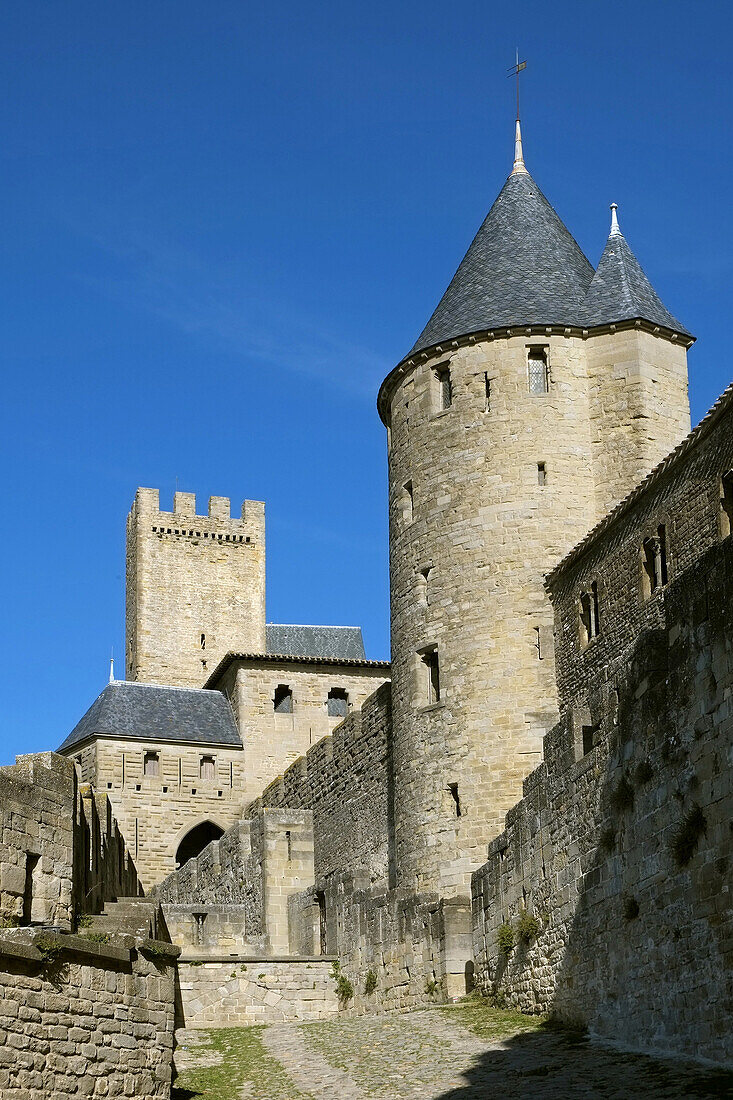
[175,820,224,869]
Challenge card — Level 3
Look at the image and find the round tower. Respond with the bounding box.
[379,126,692,895]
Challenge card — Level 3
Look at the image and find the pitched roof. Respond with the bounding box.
[409,169,595,356]
[581,224,691,336]
[265,624,366,661]
[57,681,242,753]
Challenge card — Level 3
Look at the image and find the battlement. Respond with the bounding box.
[132,487,265,533]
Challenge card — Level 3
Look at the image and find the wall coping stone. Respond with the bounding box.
[179,954,337,963]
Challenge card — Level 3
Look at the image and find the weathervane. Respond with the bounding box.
[507,49,527,122]
[507,50,528,175]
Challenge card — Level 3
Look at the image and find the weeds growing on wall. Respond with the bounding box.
[516,911,541,946]
[424,978,439,997]
[34,935,68,986]
[364,969,377,995]
[671,803,707,866]
[610,773,635,813]
[330,961,354,1004]
[497,923,515,958]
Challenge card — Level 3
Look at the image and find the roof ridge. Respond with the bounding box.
[107,680,222,696]
[266,623,361,629]
[546,380,733,583]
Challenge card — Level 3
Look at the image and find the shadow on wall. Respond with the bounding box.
[474,538,733,1065]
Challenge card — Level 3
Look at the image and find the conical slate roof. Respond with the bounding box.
[581,220,691,336]
[410,169,595,356]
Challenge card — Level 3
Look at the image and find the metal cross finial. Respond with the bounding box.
[507,49,527,123]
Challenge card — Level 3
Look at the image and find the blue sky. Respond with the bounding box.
[1,0,731,762]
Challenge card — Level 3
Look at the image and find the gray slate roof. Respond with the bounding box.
[410,170,595,355]
[266,624,366,661]
[581,228,691,336]
[408,169,690,358]
[58,681,241,753]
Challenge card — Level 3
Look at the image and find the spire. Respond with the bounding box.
[581,206,692,336]
[511,119,528,176]
[109,655,115,684]
[610,202,620,236]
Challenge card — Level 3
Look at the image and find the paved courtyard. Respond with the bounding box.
[172,1003,733,1100]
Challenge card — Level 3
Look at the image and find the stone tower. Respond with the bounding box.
[379,125,693,895]
[126,488,266,688]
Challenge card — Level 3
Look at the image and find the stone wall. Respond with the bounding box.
[381,330,689,895]
[212,658,390,806]
[74,735,247,890]
[471,386,733,1066]
[126,487,266,689]
[156,808,316,956]
[248,682,393,886]
[0,752,141,929]
[177,958,338,1026]
[289,875,473,1013]
[0,929,177,1097]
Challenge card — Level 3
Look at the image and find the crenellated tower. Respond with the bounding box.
[379,124,693,895]
[126,488,266,688]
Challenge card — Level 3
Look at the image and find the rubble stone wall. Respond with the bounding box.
[471,388,733,1066]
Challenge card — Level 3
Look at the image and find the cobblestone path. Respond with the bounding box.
[173,1007,733,1100]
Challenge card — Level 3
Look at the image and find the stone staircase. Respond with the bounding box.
[83,896,167,941]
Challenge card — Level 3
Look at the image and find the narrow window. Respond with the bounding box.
[642,525,668,597]
[327,688,349,718]
[720,471,733,538]
[143,751,160,778]
[582,724,598,755]
[434,365,452,411]
[317,891,327,955]
[417,566,431,605]
[285,830,292,861]
[537,462,547,486]
[579,582,600,646]
[274,684,293,713]
[534,626,543,659]
[402,481,414,524]
[21,853,40,926]
[527,347,549,394]
[421,647,441,705]
[200,755,215,781]
[484,374,492,412]
[448,783,462,817]
[193,912,207,946]
[200,633,206,650]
